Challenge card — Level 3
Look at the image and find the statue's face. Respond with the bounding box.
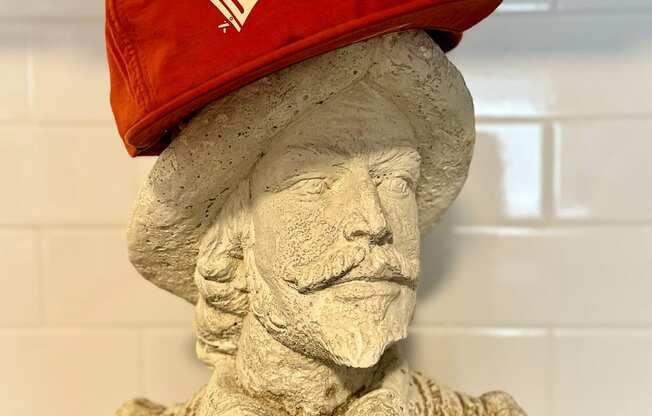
[245,88,421,368]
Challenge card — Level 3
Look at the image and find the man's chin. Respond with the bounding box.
[330,345,390,369]
[318,324,408,368]
[301,282,415,368]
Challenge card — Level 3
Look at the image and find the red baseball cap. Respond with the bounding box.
[106,0,501,156]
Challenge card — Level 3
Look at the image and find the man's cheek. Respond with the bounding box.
[256,196,339,272]
[276,204,340,268]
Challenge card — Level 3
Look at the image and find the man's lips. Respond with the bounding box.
[288,244,419,294]
[330,270,416,290]
[331,280,402,302]
[297,259,417,294]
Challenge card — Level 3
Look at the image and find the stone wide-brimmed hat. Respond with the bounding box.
[127,31,475,303]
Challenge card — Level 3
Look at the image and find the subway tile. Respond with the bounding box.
[414,227,652,326]
[143,329,212,405]
[552,330,652,416]
[557,0,652,11]
[499,0,552,12]
[0,24,29,121]
[0,330,141,416]
[405,327,549,416]
[28,21,113,121]
[449,14,652,118]
[43,229,194,324]
[0,125,138,225]
[554,119,652,221]
[448,123,543,225]
[0,230,40,325]
[0,0,103,17]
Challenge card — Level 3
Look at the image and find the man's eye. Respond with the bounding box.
[379,177,412,196]
[291,178,329,195]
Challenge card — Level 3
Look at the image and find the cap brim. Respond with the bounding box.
[120,0,498,156]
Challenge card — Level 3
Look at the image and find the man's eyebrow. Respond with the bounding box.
[284,142,349,159]
[370,147,421,170]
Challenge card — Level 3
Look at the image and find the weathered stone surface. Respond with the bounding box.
[121,30,526,416]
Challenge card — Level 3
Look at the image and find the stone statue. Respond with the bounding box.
[118,30,526,416]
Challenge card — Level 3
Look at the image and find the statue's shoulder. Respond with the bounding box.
[406,371,526,416]
[116,399,168,416]
[116,386,206,416]
[115,386,278,416]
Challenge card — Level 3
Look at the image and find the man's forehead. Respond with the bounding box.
[267,113,416,158]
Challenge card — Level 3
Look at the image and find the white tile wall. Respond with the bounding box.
[0,330,142,415]
[405,327,550,416]
[42,229,193,324]
[449,13,652,118]
[499,0,552,12]
[142,329,212,405]
[554,119,652,221]
[557,1,652,12]
[456,123,544,224]
[0,230,40,325]
[0,25,29,121]
[0,125,139,225]
[552,330,652,416]
[0,3,650,416]
[29,22,113,121]
[0,0,103,17]
[416,227,652,326]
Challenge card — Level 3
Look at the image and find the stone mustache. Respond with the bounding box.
[119,30,526,416]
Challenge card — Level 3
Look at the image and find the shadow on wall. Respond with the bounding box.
[416,130,503,302]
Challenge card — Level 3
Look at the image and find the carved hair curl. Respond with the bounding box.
[194,181,251,365]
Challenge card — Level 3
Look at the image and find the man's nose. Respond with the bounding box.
[342,175,392,245]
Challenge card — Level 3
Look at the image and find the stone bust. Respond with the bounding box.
[119,30,526,416]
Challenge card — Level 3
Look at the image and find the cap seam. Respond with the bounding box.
[106,0,155,111]
[124,7,458,151]
[111,0,497,155]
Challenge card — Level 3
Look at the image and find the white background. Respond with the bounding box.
[0,1,651,415]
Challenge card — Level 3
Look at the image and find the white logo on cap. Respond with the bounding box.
[210,0,260,32]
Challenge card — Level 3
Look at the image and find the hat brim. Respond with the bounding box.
[114,0,499,157]
[127,31,475,303]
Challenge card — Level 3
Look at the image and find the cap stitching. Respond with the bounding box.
[106,0,155,110]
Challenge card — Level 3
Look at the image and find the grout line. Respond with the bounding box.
[475,114,652,124]
[0,224,128,230]
[2,323,652,333]
[0,120,116,127]
[138,329,147,396]
[0,16,104,23]
[551,6,652,15]
[550,122,562,224]
[38,227,50,327]
[541,121,556,225]
[25,42,35,116]
[0,323,192,331]
[35,226,45,325]
[409,325,547,336]
[497,4,554,14]
[545,327,555,416]
[4,222,652,232]
[408,323,652,332]
[447,225,652,237]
